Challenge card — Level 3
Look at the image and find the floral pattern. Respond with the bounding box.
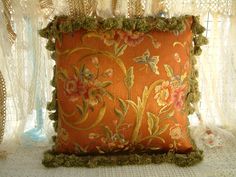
[170,85,187,111]
[169,124,183,140]
[55,27,193,155]
[101,30,144,47]
[154,81,170,106]
[58,57,114,112]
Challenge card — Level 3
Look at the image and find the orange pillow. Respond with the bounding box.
[40,15,207,167]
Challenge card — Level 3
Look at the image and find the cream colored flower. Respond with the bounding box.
[169,125,182,140]
[154,81,170,106]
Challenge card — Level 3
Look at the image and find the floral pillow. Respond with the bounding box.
[40,15,207,167]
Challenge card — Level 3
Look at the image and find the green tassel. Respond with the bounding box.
[101,18,120,30]
[49,112,58,121]
[42,150,203,168]
[194,35,208,46]
[46,40,55,51]
[123,18,136,31]
[83,17,97,30]
[135,18,149,32]
[192,16,206,34]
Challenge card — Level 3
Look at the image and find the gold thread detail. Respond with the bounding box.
[0,71,6,144]
[2,0,16,44]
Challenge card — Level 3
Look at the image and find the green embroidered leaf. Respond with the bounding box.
[158,124,170,135]
[147,112,155,135]
[114,43,127,57]
[96,146,105,154]
[118,98,127,113]
[74,143,88,153]
[152,40,161,48]
[99,81,112,88]
[104,90,114,100]
[159,103,172,115]
[126,100,138,113]
[147,112,160,135]
[102,125,113,139]
[75,65,94,81]
[149,147,161,150]
[74,65,81,78]
[146,34,161,49]
[167,110,175,118]
[141,86,148,102]
[164,64,174,78]
[82,98,88,113]
[76,104,83,115]
[57,68,69,80]
[137,97,142,108]
[124,67,134,89]
[114,108,124,119]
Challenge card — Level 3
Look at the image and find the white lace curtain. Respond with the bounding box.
[0,0,235,153]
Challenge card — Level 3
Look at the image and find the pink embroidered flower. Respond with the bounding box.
[65,79,78,95]
[117,30,144,47]
[170,85,186,110]
[64,77,90,100]
[101,30,144,47]
[169,124,182,140]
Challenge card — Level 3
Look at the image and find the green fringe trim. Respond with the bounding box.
[40,15,208,168]
[185,16,208,115]
[43,150,203,168]
[39,15,191,52]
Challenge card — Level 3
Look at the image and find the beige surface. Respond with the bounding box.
[0,141,236,177]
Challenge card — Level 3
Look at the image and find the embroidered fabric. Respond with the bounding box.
[1,127,236,177]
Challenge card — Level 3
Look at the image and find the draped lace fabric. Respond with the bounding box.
[199,14,236,133]
[0,0,235,156]
[0,0,54,152]
[164,0,235,16]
